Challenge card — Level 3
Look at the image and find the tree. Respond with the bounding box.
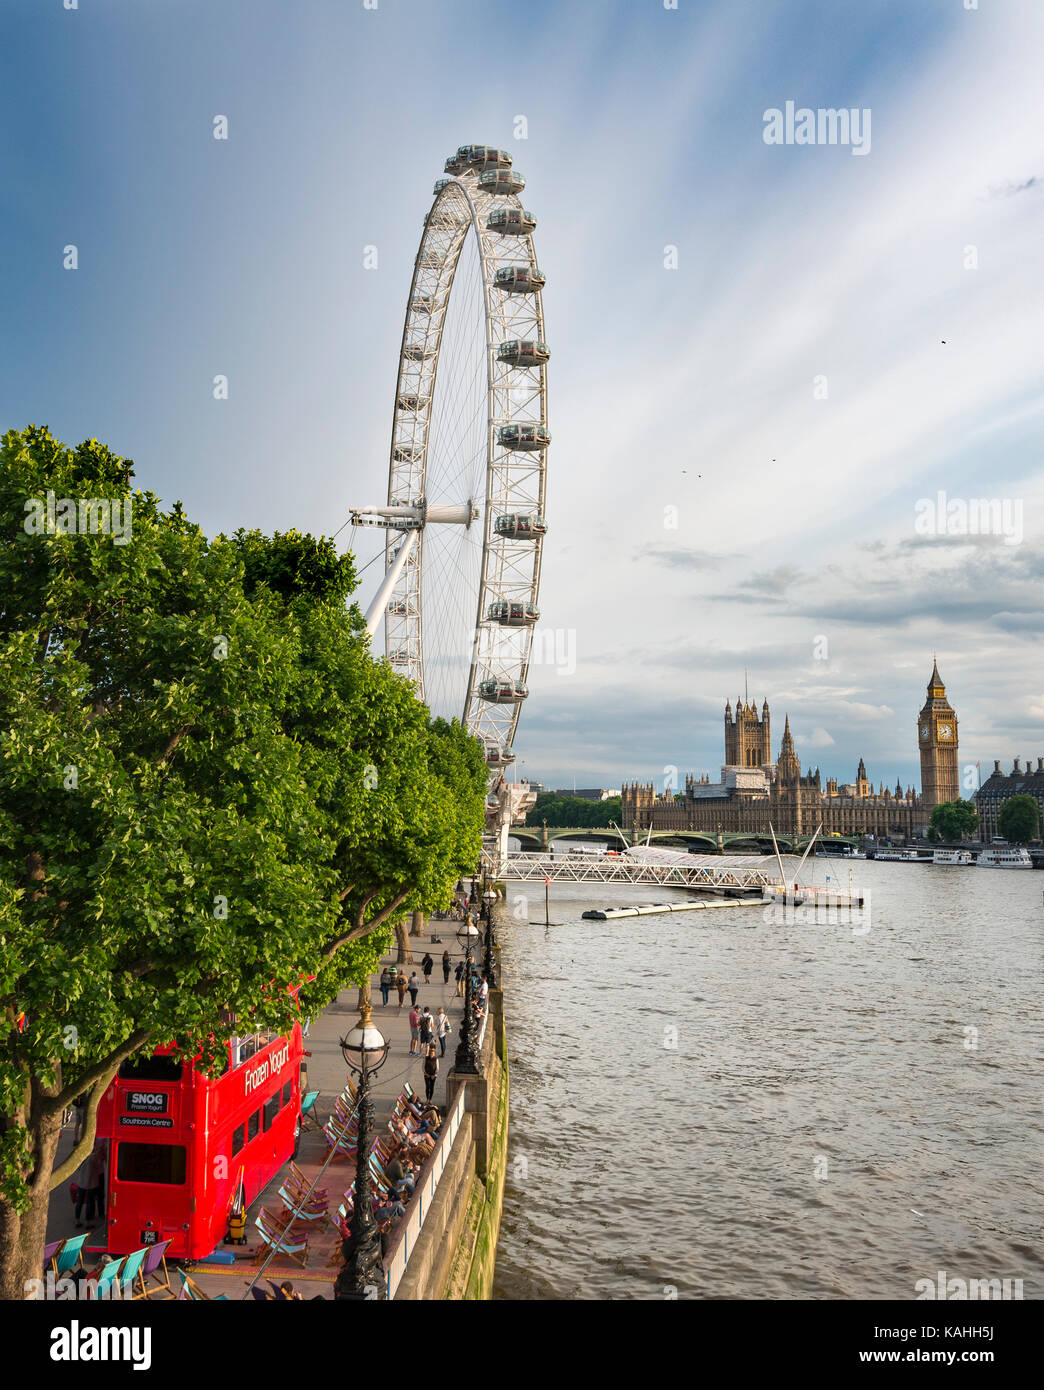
[926,799,978,843]
[0,427,486,1297]
[531,793,622,828]
[997,794,1041,845]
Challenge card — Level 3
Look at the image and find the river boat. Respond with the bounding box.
[932,848,974,866]
[976,846,1033,869]
[873,848,927,863]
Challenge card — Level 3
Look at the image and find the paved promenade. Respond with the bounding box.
[44,923,480,1300]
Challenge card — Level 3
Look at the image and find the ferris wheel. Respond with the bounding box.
[352,144,548,772]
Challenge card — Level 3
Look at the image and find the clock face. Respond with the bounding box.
[939,723,953,740]
[920,724,930,739]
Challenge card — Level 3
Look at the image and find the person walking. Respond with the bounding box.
[419,1006,433,1051]
[408,1005,421,1056]
[436,1006,451,1057]
[455,961,465,997]
[442,949,451,984]
[379,967,391,1007]
[421,952,434,985]
[75,1139,106,1227]
[407,971,420,1005]
[423,1044,439,1103]
[395,971,407,1009]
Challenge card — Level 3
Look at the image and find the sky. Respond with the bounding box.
[2,0,1042,793]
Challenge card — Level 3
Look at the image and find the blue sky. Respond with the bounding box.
[2,0,1042,791]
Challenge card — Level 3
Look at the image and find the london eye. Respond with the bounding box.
[352,144,549,771]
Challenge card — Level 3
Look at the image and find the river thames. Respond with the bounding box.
[493,855,1043,1300]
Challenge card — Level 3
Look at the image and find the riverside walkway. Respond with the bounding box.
[44,927,479,1300]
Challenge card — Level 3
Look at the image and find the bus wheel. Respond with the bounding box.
[292,1116,301,1159]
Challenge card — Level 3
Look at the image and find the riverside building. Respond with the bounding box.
[623,661,959,840]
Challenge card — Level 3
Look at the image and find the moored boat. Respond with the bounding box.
[932,848,974,865]
[976,846,1033,869]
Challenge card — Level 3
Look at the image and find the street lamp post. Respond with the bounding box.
[454,921,481,1074]
[482,889,498,990]
[334,1000,389,1301]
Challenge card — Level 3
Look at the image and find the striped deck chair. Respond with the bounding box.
[254,1208,309,1267]
[52,1233,88,1276]
[277,1182,328,1224]
[136,1239,173,1299]
[178,1272,229,1301]
[299,1090,322,1131]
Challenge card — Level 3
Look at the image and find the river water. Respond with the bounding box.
[493,854,1044,1300]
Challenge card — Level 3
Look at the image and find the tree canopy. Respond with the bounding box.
[531,793,622,828]
[0,425,486,1295]
[997,794,1041,845]
[926,798,978,843]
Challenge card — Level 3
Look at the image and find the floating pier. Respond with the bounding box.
[582,899,759,920]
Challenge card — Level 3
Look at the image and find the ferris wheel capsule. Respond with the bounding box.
[478,169,526,197]
[478,678,528,704]
[493,266,546,294]
[487,208,536,236]
[494,513,548,540]
[455,145,512,171]
[496,423,550,451]
[497,339,550,367]
[487,600,540,627]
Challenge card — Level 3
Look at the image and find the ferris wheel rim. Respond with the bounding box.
[383,157,548,768]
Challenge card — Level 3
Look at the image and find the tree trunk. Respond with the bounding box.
[409,909,425,938]
[0,1109,63,1301]
[395,915,412,965]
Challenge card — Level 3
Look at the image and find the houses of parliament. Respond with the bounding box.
[622,661,960,839]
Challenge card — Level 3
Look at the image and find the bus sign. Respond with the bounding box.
[126,1091,169,1114]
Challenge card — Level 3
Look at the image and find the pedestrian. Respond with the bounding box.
[72,1094,87,1145]
[455,961,465,997]
[396,971,407,1009]
[76,1139,106,1227]
[436,1006,451,1057]
[423,1044,439,1102]
[408,972,420,1005]
[419,1006,433,1050]
[442,949,451,984]
[380,967,391,1007]
[408,1005,421,1056]
[478,973,489,1009]
[421,952,434,984]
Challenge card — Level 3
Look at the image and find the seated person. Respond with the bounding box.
[386,1154,415,1196]
[375,1192,406,1223]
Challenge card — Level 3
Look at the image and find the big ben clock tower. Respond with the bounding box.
[918,658,959,809]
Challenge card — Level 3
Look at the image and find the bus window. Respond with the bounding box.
[116,1143,186,1185]
[282,1080,291,1107]
[232,1126,244,1156]
[118,1054,183,1083]
[263,1096,279,1132]
[248,1110,260,1142]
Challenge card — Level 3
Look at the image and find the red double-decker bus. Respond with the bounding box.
[95,1024,305,1259]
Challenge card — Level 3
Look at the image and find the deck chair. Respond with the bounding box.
[178,1272,229,1301]
[53,1232,88,1276]
[116,1248,148,1299]
[135,1239,173,1299]
[300,1090,322,1130]
[44,1238,66,1276]
[92,1257,127,1299]
[277,1182,328,1223]
[254,1208,309,1267]
[287,1161,326,1200]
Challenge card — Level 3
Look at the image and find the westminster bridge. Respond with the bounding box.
[510,826,862,854]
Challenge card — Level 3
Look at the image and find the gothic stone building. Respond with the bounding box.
[622,661,960,839]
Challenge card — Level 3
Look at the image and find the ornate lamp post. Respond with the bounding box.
[334,999,389,1301]
[454,920,481,1074]
[482,888,498,990]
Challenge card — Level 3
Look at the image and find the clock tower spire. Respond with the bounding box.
[918,658,959,809]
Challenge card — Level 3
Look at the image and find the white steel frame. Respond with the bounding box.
[383,167,547,757]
